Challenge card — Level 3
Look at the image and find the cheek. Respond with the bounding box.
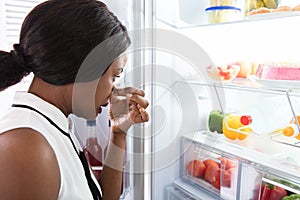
[96,79,114,102]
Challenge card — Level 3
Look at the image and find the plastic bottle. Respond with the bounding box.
[281,115,300,140]
[223,115,252,140]
[282,115,300,140]
[83,120,103,180]
[282,123,299,137]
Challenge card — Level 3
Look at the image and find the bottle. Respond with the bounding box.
[83,120,103,180]
[282,115,300,140]
[223,115,252,140]
[282,123,299,137]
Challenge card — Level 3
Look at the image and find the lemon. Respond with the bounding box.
[263,0,277,9]
[256,0,265,9]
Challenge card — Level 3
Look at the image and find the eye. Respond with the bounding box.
[113,75,120,82]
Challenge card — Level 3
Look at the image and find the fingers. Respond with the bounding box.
[138,105,149,122]
[129,94,149,109]
[129,104,150,123]
[113,87,145,97]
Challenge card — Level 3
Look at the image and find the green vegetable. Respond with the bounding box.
[282,194,300,200]
[208,110,225,133]
[290,194,300,200]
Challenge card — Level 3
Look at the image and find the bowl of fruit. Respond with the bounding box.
[207,64,240,82]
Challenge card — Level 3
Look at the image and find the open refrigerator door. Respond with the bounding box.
[149,0,300,199]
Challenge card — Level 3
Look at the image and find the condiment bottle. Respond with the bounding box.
[223,115,252,140]
[282,115,300,140]
[83,120,103,180]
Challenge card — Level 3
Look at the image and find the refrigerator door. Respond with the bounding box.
[148,1,300,200]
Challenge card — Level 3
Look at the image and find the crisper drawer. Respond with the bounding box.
[181,138,239,200]
[239,162,264,200]
[239,161,300,200]
[254,172,300,200]
[165,185,197,200]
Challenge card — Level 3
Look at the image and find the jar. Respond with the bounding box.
[205,6,242,24]
[210,0,238,6]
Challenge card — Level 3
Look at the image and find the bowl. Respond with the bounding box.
[207,64,240,82]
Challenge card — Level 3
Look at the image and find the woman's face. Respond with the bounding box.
[95,54,127,115]
[72,54,127,119]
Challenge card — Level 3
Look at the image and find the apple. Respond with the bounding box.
[236,61,252,78]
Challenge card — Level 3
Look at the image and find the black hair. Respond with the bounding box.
[0,0,130,91]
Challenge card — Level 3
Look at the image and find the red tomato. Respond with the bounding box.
[217,157,234,170]
[211,169,221,189]
[204,164,220,185]
[221,169,231,187]
[187,160,206,178]
[203,159,219,168]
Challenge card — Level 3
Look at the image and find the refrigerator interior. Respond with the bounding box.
[152,1,300,199]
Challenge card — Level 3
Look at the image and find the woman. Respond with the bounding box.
[0,0,149,200]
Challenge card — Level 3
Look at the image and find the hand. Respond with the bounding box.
[109,87,149,134]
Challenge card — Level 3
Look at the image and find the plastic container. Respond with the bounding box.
[210,0,238,6]
[182,137,240,199]
[205,6,242,24]
[223,115,252,140]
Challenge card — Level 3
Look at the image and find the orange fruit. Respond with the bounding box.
[237,61,252,78]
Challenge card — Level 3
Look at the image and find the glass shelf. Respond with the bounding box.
[156,0,300,29]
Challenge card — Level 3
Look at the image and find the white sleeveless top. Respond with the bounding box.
[0,92,102,200]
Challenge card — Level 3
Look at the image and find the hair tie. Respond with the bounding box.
[11,44,30,72]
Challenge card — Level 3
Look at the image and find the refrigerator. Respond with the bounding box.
[2,0,300,200]
[124,0,300,199]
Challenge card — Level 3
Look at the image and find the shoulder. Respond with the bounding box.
[0,128,60,199]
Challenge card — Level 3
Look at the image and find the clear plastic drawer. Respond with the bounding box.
[182,138,239,199]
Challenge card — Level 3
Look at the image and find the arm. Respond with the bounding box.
[98,128,126,200]
[98,87,149,200]
[0,128,60,200]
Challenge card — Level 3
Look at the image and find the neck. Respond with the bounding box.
[28,77,72,117]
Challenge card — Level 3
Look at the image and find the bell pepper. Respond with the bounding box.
[208,110,225,133]
[261,184,272,200]
[260,184,287,200]
[269,186,287,200]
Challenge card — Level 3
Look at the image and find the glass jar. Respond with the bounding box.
[205,6,242,24]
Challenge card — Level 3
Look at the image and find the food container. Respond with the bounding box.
[205,6,242,24]
[210,0,238,7]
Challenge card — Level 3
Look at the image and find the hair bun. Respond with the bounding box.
[11,44,29,72]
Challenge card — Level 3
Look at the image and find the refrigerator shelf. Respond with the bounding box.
[176,79,300,144]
